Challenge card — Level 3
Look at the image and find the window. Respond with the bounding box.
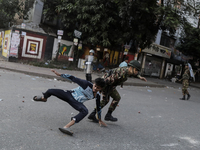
[160,34,175,48]
[160,34,170,47]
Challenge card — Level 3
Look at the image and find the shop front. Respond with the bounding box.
[139,43,172,79]
[143,55,162,77]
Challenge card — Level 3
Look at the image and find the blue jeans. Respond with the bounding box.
[43,89,88,123]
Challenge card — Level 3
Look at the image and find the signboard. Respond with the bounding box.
[68,57,73,61]
[74,30,82,38]
[124,45,130,55]
[10,32,20,57]
[21,31,26,36]
[78,43,82,50]
[0,31,4,52]
[2,30,11,58]
[57,30,64,35]
[142,43,171,59]
[15,30,19,34]
[21,23,26,29]
[73,38,78,46]
[58,36,62,43]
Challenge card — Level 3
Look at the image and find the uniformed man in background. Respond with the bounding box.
[179,63,191,100]
[85,49,95,82]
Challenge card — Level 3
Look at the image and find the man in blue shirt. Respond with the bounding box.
[33,69,106,135]
[119,57,129,88]
[119,57,129,67]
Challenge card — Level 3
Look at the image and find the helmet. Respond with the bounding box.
[89,49,95,54]
[128,60,141,71]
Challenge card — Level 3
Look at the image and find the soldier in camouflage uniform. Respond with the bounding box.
[88,60,147,122]
[179,64,191,100]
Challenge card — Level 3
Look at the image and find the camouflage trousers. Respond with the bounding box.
[182,79,189,95]
[100,87,121,112]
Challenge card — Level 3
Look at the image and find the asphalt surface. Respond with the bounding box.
[0,69,200,150]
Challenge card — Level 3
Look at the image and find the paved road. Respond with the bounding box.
[0,69,200,150]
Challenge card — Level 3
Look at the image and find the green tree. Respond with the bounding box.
[0,0,34,28]
[162,0,200,58]
[176,23,200,58]
[43,0,162,49]
[118,0,160,49]
[43,0,199,50]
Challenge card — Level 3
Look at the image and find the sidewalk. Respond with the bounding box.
[0,60,200,89]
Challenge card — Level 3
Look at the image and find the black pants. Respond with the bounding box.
[43,89,88,123]
[86,73,92,82]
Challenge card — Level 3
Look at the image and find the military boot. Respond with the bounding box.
[187,94,191,100]
[179,95,186,100]
[104,113,118,122]
[88,110,98,123]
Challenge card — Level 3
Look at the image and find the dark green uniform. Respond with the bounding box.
[88,60,142,122]
[181,68,190,95]
[101,67,129,112]
[180,68,191,100]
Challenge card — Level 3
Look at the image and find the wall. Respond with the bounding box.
[24,0,44,25]
[52,39,73,60]
[17,30,47,61]
[32,0,44,25]
[44,36,54,60]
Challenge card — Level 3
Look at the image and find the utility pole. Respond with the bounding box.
[55,30,64,61]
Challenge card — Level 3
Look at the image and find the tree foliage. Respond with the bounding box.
[43,0,199,50]
[43,0,161,49]
[0,0,34,28]
[158,0,200,31]
[176,23,200,58]
[167,0,200,58]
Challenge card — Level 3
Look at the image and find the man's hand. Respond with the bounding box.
[99,119,107,127]
[140,76,147,82]
[51,69,61,76]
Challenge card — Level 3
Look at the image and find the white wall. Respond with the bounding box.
[32,0,44,25]
[52,38,73,59]
[155,30,162,45]
[24,0,44,25]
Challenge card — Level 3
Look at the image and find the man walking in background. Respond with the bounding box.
[179,63,191,100]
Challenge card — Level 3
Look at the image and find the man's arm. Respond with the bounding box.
[95,93,101,120]
[96,93,107,127]
[137,74,147,82]
[51,69,90,89]
[51,69,61,76]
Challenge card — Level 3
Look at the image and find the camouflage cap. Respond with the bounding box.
[128,60,141,71]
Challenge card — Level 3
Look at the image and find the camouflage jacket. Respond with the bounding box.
[102,67,129,87]
[181,69,190,80]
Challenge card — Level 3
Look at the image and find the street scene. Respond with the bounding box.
[1,0,200,150]
[0,62,200,150]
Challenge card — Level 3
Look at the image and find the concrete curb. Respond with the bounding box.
[0,66,167,88]
[1,65,200,89]
[123,82,166,88]
[0,66,67,82]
